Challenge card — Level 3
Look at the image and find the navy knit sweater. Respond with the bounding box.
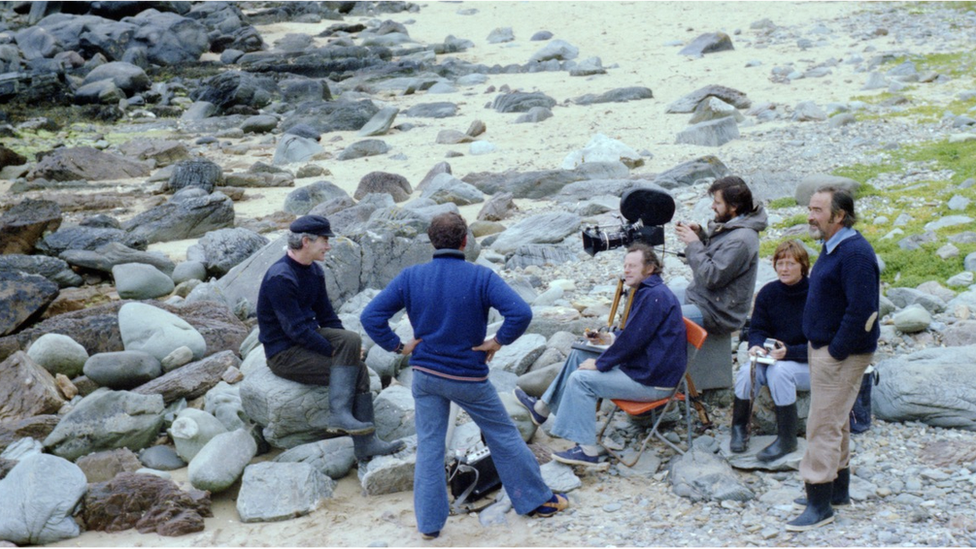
[360,249,531,380]
[257,254,343,360]
[748,277,809,363]
[802,232,880,360]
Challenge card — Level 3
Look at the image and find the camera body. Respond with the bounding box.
[581,187,675,256]
[756,338,782,365]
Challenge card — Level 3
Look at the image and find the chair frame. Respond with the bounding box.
[598,317,708,466]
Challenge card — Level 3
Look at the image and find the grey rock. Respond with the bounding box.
[122,190,236,245]
[487,27,515,44]
[948,195,971,211]
[490,334,547,376]
[359,441,417,495]
[0,271,59,337]
[792,100,828,121]
[0,352,64,421]
[492,92,557,113]
[874,346,976,430]
[420,174,485,205]
[197,228,269,278]
[169,408,228,463]
[722,435,806,471]
[275,438,356,480]
[26,333,88,378]
[241,114,278,134]
[374,385,416,442]
[477,192,519,221]
[281,100,378,135]
[863,71,888,90]
[138,445,186,471]
[358,107,399,137]
[61,241,176,276]
[191,71,274,114]
[689,97,745,124]
[284,180,350,215]
[203,381,249,432]
[188,428,257,493]
[570,56,607,77]
[337,139,390,161]
[666,85,751,113]
[355,171,412,202]
[236,461,336,522]
[540,460,582,492]
[75,448,143,483]
[572,87,653,106]
[43,388,166,461]
[490,212,581,254]
[469,141,497,155]
[0,254,79,289]
[239,361,333,448]
[416,162,452,192]
[172,261,207,284]
[675,117,740,147]
[531,31,553,41]
[529,39,578,62]
[0,454,87,545]
[505,245,576,270]
[561,133,642,170]
[112,263,175,300]
[514,106,553,124]
[653,156,730,189]
[886,287,946,314]
[30,147,150,182]
[0,437,43,462]
[119,302,207,362]
[84,62,151,96]
[84,350,162,389]
[924,215,972,231]
[272,134,324,166]
[517,363,562,396]
[404,102,457,119]
[892,305,932,333]
[670,449,755,502]
[679,32,734,56]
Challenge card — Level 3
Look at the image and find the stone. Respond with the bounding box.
[517,363,562,396]
[30,147,150,182]
[44,388,165,461]
[374,385,416,442]
[118,139,189,168]
[874,346,976,430]
[75,448,143,483]
[119,302,207,362]
[359,442,418,495]
[283,180,350,215]
[794,174,860,206]
[670,449,755,502]
[924,215,972,232]
[675,117,740,147]
[240,361,333,448]
[138,445,186,471]
[666,85,751,113]
[112,263,175,300]
[420,174,485,206]
[529,39,578,62]
[679,32,734,56]
[133,350,241,405]
[241,114,278,134]
[477,192,519,221]
[61,241,176,277]
[404,102,457,119]
[122,190,236,245]
[169,408,228,463]
[652,156,730,189]
[188,428,257,493]
[0,271,59,337]
[196,228,269,278]
[490,212,581,255]
[236,462,336,522]
[571,87,652,106]
[0,352,64,421]
[491,92,557,113]
[514,106,553,124]
[355,171,412,202]
[490,334,547,376]
[161,346,194,373]
[0,198,62,255]
[886,287,946,314]
[792,100,828,121]
[272,134,324,166]
[84,351,162,389]
[570,56,607,77]
[487,27,514,43]
[689,97,745,124]
[82,472,211,536]
[892,305,932,333]
[540,460,582,492]
[722,434,806,471]
[275,438,357,480]
[25,333,88,378]
[167,158,223,194]
[561,133,643,170]
[0,454,87,545]
[358,107,399,137]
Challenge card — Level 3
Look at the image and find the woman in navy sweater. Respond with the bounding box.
[730,240,811,462]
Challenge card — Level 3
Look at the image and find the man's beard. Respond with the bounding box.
[714,210,733,224]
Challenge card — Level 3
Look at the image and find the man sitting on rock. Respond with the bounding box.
[514,244,687,468]
[256,214,403,460]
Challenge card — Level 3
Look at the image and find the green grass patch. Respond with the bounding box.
[768,197,797,209]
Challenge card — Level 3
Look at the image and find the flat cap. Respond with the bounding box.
[290,215,335,237]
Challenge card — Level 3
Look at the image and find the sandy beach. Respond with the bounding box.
[23,1,970,546]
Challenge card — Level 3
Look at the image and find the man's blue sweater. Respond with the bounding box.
[748,277,809,363]
[803,231,880,360]
[360,249,531,380]
[257,254,343,360]
[595,274,687,388]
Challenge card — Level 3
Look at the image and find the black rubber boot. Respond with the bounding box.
[729,397,751,453]
[794,468,851,507]
[352,393,405,460]
[786,482,835,531]
[757,403,798,462]
[327,366,375,436]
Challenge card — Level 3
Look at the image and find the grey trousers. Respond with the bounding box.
[799,344,873,485]
[267,327,370,393]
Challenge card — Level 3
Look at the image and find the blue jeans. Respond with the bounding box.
[542,349,675,445]
[735,359,810,406]
[411,370,553,534]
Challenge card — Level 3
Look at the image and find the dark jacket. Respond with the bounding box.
[748,277,809,363]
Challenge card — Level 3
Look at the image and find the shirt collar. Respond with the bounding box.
[824,226,856,254]
[433,249,465,259]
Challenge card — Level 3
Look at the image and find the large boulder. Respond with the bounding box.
[35,226,147,257]
[236,462,336,523]
[60,241,176,277]
[166,158,223,193]
[272,134,324,166]
[274,438,356,480]
[81,62,150,95]
[188,428,257,493]
[112,263,175,300]
[240,360,335,448]
[490,212,581,255]
[874,346,976,430]
[191,70,275,114]
[675,117,740,147]
[652,156,731,189]
[122,189,236,245]
[666,85,751,113]
[0,198,61,255]
[373,385,416,442]
[119,302,207,362]
[25,333,88,378]
[280,99,379,134]
[169,408,228,463]
[0,454,87,545]
[82,472,211,537]
[283,180,350,215]
[194,228,269,278]
[0,351,64,422]
[670,448,754,502]
[83,351,161,390]
[43,388,166,461]
[30,147,150,182]
[0,271,59,337]
[355,171,412,202]
[0,254,79,289]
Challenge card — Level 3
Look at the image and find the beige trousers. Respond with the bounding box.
[799,344,874,485]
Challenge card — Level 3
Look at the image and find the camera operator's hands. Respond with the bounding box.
[585,329,615,346]
[579,358,598,370]
[675,221,702,245]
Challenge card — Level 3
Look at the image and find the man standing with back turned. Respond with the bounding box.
[787,186,880,531]
[360,212,568,540]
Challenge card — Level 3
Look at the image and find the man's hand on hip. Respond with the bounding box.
[402,338,421,356]
[472,337,502,362]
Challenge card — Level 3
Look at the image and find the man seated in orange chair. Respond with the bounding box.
[514,243,687,468]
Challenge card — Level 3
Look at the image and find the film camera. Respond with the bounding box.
[581,187,676,256]
[756,338,783,365]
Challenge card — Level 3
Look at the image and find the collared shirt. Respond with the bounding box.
[824,226,856,254]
